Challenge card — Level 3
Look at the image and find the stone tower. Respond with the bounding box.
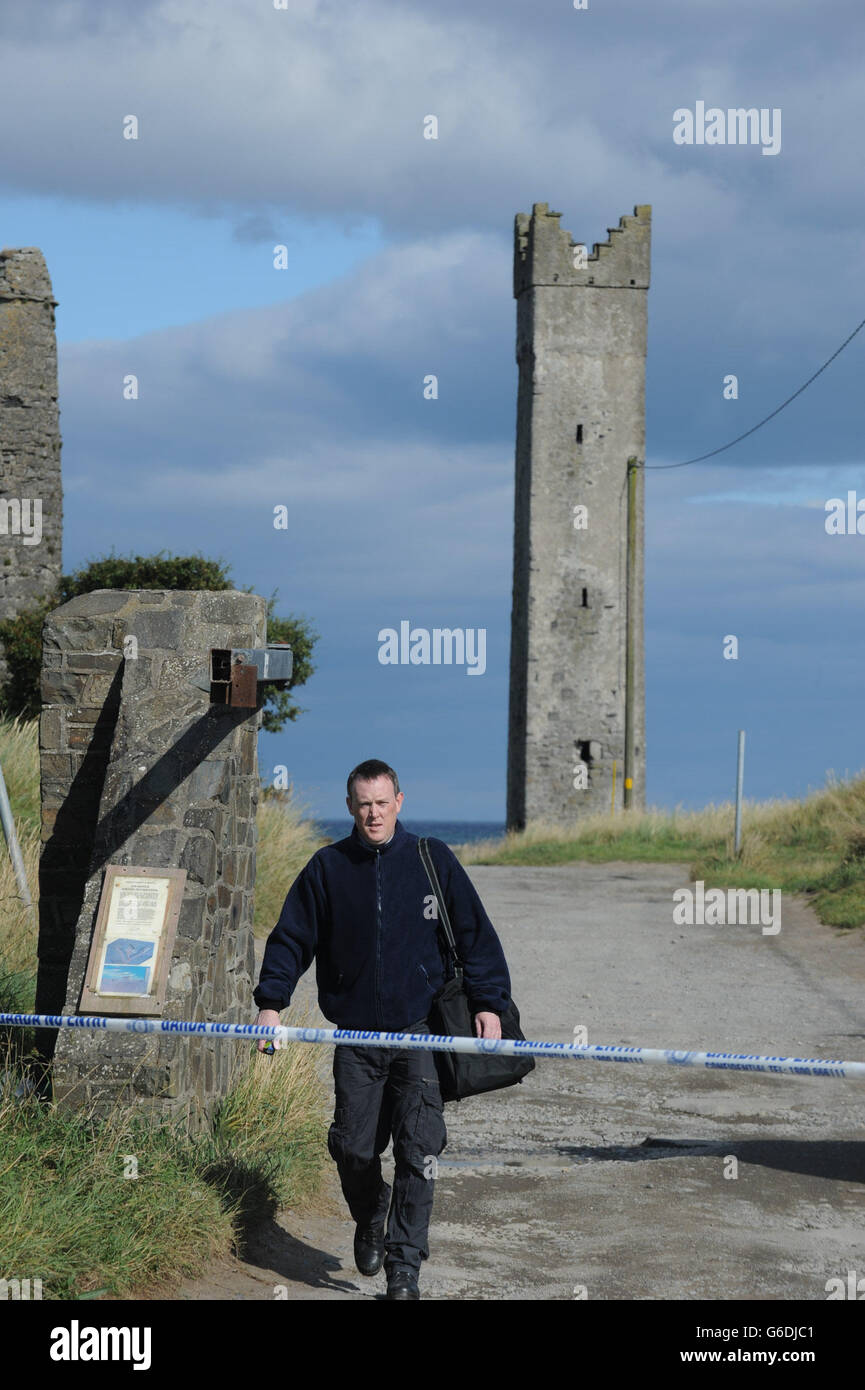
[0,248,63,690]
[507,204,651,829]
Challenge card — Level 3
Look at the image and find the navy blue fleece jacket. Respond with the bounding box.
[253,818,512,1030]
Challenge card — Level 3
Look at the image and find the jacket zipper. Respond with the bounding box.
[374,849,383,1029]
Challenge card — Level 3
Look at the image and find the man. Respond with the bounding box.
[253,758,512,1301]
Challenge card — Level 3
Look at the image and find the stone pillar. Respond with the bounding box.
[507,204,650,828]
[35,589,266,1129]
[0,248,62,689]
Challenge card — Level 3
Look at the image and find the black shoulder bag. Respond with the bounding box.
[418,837,535,1103]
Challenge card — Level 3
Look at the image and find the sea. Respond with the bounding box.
[313,819,507,848]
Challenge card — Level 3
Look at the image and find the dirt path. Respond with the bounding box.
[175,862,865,1301]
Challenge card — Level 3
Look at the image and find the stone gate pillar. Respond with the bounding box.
[35,588,267,1129]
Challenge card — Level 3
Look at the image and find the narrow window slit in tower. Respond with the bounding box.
[581,588,589,608]
[575,424,583,444]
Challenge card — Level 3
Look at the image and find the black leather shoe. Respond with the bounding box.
[354,1222,385,1276]
[386,1269,420,1300]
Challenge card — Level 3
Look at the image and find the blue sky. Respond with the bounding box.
[1,0,863,821]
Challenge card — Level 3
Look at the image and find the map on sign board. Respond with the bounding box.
[80,865,186,1016]
[96,876,171,996]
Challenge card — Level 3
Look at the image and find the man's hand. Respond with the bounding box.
[474,1011,501,1040]
[255,1009,282,1052]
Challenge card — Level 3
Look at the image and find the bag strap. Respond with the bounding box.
[418,837,463,982]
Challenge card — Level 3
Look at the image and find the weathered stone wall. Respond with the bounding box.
[507,204,650,828]
[0,248,62,689]
[35,589,265,1130]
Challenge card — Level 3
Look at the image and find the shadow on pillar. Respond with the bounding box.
[34,663,124,1051]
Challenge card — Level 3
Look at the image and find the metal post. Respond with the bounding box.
[734,730,746,857]
[0,759,32,909]
[611,759,617,815]
[623,457,639,810]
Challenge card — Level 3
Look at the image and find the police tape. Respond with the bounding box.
[1,1012,864,1079]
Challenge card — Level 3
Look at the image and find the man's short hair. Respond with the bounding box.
[347,759,401,803]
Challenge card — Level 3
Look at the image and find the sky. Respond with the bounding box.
[1,0,863,822]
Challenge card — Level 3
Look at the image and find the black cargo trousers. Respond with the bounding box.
[327,1017,448,1275]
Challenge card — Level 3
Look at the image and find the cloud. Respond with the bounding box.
[6,0,861,475]
[58,229,515,602]
[0,0,861,248]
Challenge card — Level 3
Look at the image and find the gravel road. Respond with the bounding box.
[177,861,865,1301]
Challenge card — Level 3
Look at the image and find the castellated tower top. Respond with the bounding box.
[514,203,651,296]
[0,246,58,307]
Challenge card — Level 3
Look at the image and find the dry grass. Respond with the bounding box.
[0,717,40,1009]
[0,715,40,832]
[254,785,330,936]
[455,774,865,929]
[0,822,39,987]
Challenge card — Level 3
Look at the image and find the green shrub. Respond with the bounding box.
[0,550,318,730]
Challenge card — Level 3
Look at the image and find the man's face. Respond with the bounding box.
[347,775,404,845]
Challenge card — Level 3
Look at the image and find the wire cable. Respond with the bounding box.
[645,313,865,471]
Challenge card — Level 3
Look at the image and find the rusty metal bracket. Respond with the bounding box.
[209,644,293,709]
[229,659,258,708]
